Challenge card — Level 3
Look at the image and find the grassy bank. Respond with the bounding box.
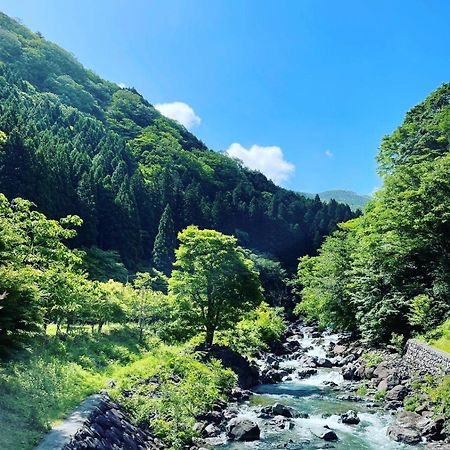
[0,326,237,450]
[0,326,158,450]
[425,319,450,353]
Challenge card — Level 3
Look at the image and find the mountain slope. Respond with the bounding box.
[0,12,355,270]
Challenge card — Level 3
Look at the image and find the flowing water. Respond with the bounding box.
[215,331,423,450]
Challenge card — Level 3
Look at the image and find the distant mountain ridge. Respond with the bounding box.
[301,190,370,211]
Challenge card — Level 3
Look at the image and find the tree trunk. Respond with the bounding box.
[205,326,215,349]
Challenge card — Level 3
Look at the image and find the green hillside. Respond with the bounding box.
[0,12,354,271]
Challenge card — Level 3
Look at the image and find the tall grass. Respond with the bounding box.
[0,326,155,450]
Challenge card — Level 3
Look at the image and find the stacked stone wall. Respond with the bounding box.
[402,339,450,376]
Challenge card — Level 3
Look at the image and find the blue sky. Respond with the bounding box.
[1,0,450,194]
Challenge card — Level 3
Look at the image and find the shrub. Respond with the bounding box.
[218,303,286,356]
[111,347,236,449]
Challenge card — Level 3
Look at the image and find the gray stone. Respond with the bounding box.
[319,427,338,441]
[385,384,407,401]
[339,410,360,425]
[226,418,260,441]
[271,403,300,418]
[387,425,421,444]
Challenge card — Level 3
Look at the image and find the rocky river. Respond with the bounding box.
[195,324,435,449]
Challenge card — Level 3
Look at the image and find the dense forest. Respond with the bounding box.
[0,12,354,273]
[297,82,450,345]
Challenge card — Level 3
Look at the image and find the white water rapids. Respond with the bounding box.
[213,330,423,449]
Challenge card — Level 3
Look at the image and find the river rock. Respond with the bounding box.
[426,443,450,450]
[203,423,221,437]
[385,384,407,401]
[273,403,300,418]
[339,410,360,425]
[229,387,251,402]
[386,411,424,445]
[333,344,347,355]
[296,368,318,379]
[342,363,357,380]
[272,415,295,430]
[319,426,339,441]
[387,425,421,444]
[226,418,260,441]
[316,358,333,368]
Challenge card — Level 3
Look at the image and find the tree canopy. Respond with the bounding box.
[296,83,450,345]
[169,226,263,347]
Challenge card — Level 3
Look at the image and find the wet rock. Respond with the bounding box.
[311,331,322,338]
[271,403,301,418]
[229,387,251,402]
[271,415,295,430]
[387,425,421,444]
[226,418,260,441]
[421,416,445,441]
[296,368,318,379]
[203,423,221,437]
[341,364,353,380]
[319,426,338,441]
[261,368,287,384]
[339,410,360,425]
[340,354,357,365]
[336,395,362,402]
[316,358,333,368]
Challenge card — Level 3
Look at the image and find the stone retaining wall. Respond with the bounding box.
[402,339,450,376]
[35,393,160,450]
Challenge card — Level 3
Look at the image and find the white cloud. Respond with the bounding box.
[118,82,127,89]
[324,150,334,158]
[225,143,295,185]
[155,101,201,129]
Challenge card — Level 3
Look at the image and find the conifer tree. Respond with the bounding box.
[152,204,176,275]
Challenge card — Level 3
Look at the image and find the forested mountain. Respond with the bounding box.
[0,12,354,271]
[301,190,370,211]
[297,82,450,344]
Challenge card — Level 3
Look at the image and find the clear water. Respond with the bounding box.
[214,332,423,450]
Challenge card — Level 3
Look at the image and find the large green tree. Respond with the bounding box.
[169,226,263,348]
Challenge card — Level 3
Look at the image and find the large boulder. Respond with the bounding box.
[387,425,421,444]
[270,403,301,418]
[316,358,333,368]
[387,411,424,445]
[296,368,318,379]
[340,410,360,425]
[226,418,260,441]
[385,385,407,402]
[319,426,338,441]
[206,345,259,388]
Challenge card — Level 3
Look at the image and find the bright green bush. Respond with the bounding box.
[218,302,286,356]
[111,347,236,449]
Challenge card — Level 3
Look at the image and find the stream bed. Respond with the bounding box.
[214,331,423,450]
